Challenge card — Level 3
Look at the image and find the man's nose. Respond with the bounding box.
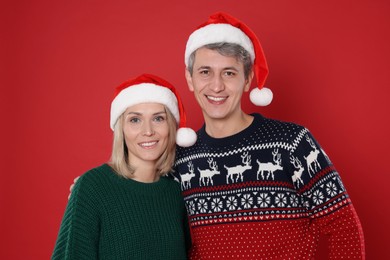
[210,75,225,92]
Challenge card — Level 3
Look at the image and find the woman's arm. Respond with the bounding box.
[52,174,100,260]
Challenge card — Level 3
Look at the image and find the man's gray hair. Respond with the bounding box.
[186,42,253,79]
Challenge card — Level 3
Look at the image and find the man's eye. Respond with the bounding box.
[225,71,236,76]
[199,70,209,75]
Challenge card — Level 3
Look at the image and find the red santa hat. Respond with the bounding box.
[110,74,197,147]
[185,12,273,106]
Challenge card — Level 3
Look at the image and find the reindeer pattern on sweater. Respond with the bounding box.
[172,113,364,259]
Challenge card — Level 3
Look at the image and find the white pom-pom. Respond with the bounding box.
[176,127,197,147]
[249,87,273,106]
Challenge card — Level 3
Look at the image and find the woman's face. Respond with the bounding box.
[122,103,170,167]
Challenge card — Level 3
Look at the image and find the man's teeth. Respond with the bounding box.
[207,95,226,102]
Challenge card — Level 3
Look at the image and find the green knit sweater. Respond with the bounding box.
[52,164,190,259]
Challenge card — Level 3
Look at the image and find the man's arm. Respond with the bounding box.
[292,130,365,259]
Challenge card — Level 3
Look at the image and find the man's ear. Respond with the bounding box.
[244,70,254,92]
[185,69,194,92]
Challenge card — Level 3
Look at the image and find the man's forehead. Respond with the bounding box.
[193,48,243,69]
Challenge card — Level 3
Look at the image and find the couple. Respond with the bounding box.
[52,12,365,259]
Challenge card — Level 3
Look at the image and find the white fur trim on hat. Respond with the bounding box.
[185,23,255,66]
[110,83,179,130]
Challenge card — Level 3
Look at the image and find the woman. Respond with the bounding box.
[52,74,196,259]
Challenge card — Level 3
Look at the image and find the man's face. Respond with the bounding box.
[185,47,253,123]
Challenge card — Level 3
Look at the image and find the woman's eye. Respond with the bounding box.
[154,115,166,122]
[129,117,141,123]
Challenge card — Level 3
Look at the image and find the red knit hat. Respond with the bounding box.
[110,74,197,147]
[185,12,273,106]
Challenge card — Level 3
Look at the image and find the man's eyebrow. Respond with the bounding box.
[196,66,240,71]
[222,66,239,71]
[196,66,211,70]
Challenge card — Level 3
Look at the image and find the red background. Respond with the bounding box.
[1,1,389,259]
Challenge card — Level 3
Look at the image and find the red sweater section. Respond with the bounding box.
[188,204,363,259]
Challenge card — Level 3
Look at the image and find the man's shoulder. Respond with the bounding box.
[254,113,305,130]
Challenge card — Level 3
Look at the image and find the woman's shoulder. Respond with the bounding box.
[72,164,113,193]
[161,174,180,184]
[160,175,181,190]
[80,163,112,178]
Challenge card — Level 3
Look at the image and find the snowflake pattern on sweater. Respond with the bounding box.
[172,114,364,259]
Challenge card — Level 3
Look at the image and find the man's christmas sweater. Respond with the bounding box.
[172,113,365,259]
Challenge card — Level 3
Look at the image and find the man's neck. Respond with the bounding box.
[204,112,253,138]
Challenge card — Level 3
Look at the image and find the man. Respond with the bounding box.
[172,12,365,259]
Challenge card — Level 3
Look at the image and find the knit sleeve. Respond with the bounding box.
[290,130,365,259]
[182,203,192,253]
[51,173,100,260]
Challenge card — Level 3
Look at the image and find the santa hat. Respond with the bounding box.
[185,12,273,106]
[110,74,197,147]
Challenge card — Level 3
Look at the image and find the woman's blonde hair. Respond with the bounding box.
[109,105,177,178]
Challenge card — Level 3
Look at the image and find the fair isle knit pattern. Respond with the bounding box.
[52,164,190,260]
[172,114,364,259]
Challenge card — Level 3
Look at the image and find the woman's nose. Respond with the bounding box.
[142,122,155,136]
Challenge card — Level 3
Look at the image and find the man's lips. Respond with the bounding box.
[206,95,227,102]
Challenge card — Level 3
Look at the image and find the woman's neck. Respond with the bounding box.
[130,162,160,183]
